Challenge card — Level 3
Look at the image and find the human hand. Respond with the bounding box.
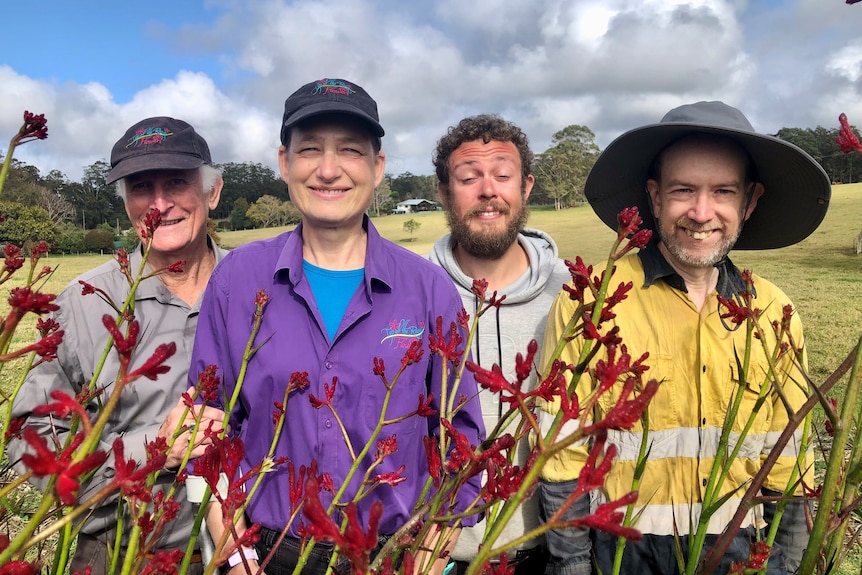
[158,387,227,469]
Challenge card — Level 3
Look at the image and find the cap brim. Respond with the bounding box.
[282,102,385,138]
[106,153,207,185]
[585,123,831,250]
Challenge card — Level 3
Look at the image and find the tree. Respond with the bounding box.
[0,201,58,246]
[775,125,851,183]
[390,172,437,202]
[246,195,300,228]
[82,228,115,253]
[371,176,394,217]
[215,162,287,220]
[229,197,253,230]
[403,218,421,241]
[54,223,85,254]
[533,125,600,210]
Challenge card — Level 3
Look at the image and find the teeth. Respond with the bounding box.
[690,230,711,239]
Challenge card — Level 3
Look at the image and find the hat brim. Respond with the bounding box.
[585,122,832,250]
[106,152,206,185]
[282,102,385,139]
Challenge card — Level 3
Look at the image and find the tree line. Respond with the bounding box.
[0,119,857,252]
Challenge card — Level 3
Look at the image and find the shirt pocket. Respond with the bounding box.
[722,358,773,459]
[596,354,679,460]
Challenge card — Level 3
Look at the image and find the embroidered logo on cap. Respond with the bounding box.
[311,78,356,97]
[127,127,174,148]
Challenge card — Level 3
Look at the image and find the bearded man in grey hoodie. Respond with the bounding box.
[428,114,571,575]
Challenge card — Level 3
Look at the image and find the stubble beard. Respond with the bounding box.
[658,219,742,268]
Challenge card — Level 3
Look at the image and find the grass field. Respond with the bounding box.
[1,183,861,572]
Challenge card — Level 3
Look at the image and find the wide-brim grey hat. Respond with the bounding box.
[585,101,831,250]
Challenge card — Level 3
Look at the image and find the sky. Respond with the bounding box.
[1,0,861,182]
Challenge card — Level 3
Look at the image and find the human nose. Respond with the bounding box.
[149,185,174,210]
[478,175,497,199]
[317,149,342,182]
[688,191,715,222]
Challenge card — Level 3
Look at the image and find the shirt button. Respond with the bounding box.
[702,478,708,487]
[325,419,332,429]
[325,361,333,369]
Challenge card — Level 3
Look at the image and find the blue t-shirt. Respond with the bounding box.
[302,261,364,341]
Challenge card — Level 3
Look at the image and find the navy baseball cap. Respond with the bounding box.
[106,117,211,185]
[280,78,384,144]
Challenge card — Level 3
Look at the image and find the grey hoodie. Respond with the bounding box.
[428,228,571,562]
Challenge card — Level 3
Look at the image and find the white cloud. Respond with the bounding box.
[2,0,862,182]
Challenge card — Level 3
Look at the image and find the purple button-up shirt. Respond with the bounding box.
[190,218,484,535]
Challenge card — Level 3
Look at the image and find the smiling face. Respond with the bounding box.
[439,139,534,260]
[279,115,385,232]
[647,136,763,275]
[124,167,221,258]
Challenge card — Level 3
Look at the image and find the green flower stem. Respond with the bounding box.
[800,334,862,573]
[613,406,650,574]
[0,133,20,196]
[685,316,758,575]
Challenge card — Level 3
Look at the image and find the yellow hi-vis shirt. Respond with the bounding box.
[536,248,812,536]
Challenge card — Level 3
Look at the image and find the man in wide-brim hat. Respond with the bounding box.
[536,101,830,575]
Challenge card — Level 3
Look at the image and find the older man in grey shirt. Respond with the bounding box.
[8,117,227,575]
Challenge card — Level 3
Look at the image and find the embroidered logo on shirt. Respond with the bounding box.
[127,126,173,148]
[381,319,425,349]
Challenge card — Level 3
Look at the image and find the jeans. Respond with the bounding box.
[539,478,592,575]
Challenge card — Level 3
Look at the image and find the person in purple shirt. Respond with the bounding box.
[190,78,485,575]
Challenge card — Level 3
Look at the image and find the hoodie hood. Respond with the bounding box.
[428,228,565,304]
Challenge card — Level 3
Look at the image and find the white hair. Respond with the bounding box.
[115,164,222,200]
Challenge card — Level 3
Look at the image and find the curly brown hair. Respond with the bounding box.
[433,114,533,195]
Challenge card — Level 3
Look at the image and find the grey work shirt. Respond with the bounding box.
[8,239,228,550]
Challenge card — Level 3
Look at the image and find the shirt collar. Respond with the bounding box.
[637,240,746,299]
[276,215,393,290]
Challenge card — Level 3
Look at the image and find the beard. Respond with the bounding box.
[446,200,529,260]
[657,218,742,268]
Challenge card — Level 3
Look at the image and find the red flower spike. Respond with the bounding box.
[427,316,464,365]
[616,207,643,238]
[8,287,59,315]
[457,307,470,329]
[254,289,269,308]
[139,549,183,575]
[4,417,26,440]
[195,364,221,404]
[128,342,177,381]
[32,389,88,422]
[373,357,386,377]
[3,244,25,275]
[515,339,538,384]
[143,208,161,239]
[288,461,306,512]
[35,317,61,337]
[423,436,441,486]
[309,377,338,409]
[416,393,436,417]
[372,465,407,487]
[837,113,862,153]
[401,338,425,368]
[471,278,488,303]
[273,401,285,425]
[167,260,186,274]
[485,554,514,575]
[0,561,41,575]
[376,435,398,459]
[16,111,48,145]
[113,437,165,501]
